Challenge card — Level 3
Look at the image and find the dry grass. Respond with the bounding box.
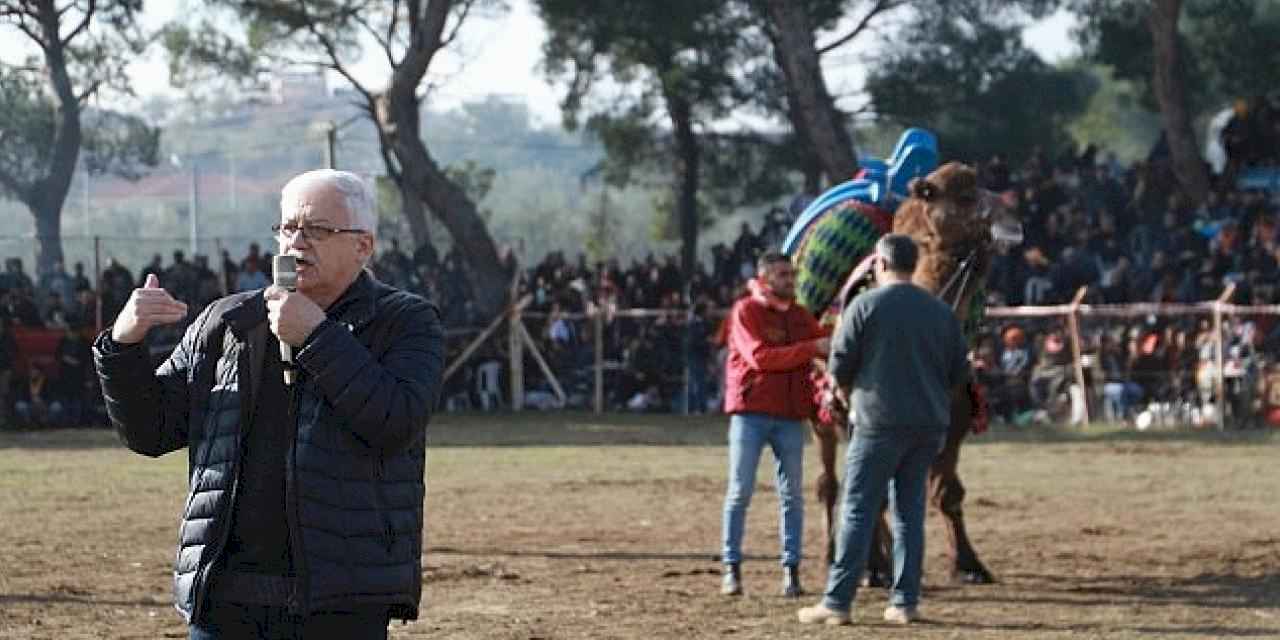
[1,415,1278,639]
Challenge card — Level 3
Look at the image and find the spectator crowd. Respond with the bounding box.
[4,137,1280,428]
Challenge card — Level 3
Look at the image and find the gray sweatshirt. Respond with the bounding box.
[828,282,970,430]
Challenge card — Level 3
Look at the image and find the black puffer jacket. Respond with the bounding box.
[94,272,443,622]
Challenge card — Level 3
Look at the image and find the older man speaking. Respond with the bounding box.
[95,169,444,639]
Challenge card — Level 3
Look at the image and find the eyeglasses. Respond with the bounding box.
[272,222,367,242]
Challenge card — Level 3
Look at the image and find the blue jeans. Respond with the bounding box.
[721,413,805,566]
[189,601,388,640]
[1103,381,1143,420]
[685,358,708,414]
[822,426,946,612]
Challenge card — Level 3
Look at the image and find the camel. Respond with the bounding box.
[793,161,1022,585]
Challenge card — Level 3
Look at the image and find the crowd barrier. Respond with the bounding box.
[444,290,1280,429]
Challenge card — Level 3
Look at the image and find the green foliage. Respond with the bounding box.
[82,110,163,180]
[0,0,158,199]
[0,69,57,198]
[537,0,793,210]
[865,5,1096,165]
[1065,64,1161,163]
[1071,0,1280,111]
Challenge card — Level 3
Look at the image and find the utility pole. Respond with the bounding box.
[229,152,238,211]
[189,162,200,257]
[324,115,362,170]
[171,153,200,256]
[325,121,337,169]
[82,163,90,238]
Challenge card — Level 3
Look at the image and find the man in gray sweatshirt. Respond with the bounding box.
[798,233,970,626]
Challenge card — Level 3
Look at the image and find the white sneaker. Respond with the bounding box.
[883,605,920,624]
[797,604,851,626]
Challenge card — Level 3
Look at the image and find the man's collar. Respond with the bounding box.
[324,270,378,332]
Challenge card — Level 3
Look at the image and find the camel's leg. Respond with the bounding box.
[862,504,893,587]
[930,388,995,584]
[811,422,840,567]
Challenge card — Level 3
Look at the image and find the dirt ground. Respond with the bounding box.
[1,414,1278,639]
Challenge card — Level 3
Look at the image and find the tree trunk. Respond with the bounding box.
[1147,0,1210,204]
[31,200,66,278]
[668,93,701,294]
[377,86,511,317]
[24,0,83,278]
[398,177,432,250]
[765,0,859,184]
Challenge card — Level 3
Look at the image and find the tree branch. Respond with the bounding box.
[406,0,421,42]
[817,0,906,55]
[385,0,403,64]
[292,4,374,102]
[74,78,101,103]
[440,0,475,47]
[59,0,95,48]
[11,19,48,48]
[351,10,396,69]
[398,0,451,86]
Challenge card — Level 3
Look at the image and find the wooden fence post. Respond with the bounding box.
[93,235,103,334]
[510,302,524,412]
[594,307,604,414]
[1213,283,1237,430]
[1067,286,1090,426]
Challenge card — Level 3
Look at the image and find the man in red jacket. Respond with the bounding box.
[720,251,829,598]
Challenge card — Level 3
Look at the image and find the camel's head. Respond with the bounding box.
[901,162,1023,255]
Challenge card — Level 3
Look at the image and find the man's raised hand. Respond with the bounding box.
[111,274,189,344]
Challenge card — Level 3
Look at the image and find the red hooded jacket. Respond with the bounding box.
[722,279,827,420]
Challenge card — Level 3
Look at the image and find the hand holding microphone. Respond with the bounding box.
[267,255,326,385]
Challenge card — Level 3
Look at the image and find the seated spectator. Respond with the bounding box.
[138,253,164,287]
[100,257,134,324]
[1129,329,1170,402]
[1030,331,1072,419]
[64,288,94,331]
[1099,255,1133,303]
[2,258,35,299]
[39,260,75,313]
[71,261,92,294]
[14,367,68,429]
[626,385,662,412]
[2,288,42,327]
[1099,332,1142,422]
[234,258,269,292]
[1022,247,1054,305]
[0,321,13,425]
[54,325,91,426]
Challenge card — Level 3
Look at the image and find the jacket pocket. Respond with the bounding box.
[739,370,756,403]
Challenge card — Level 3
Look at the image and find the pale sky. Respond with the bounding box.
[1,1,1079,128]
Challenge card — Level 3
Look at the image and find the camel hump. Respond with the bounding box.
[793,199,889,315]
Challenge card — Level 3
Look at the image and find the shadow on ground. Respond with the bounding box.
[2,412,1276,449]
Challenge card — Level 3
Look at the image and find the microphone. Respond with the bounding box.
[273,255,298,385]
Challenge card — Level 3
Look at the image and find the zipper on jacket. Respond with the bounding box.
[190,393,245,623]
[190,447,241,623]
[285,384,310,615]
[782,310,794,417]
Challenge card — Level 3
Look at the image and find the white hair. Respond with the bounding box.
[281,169,377,235]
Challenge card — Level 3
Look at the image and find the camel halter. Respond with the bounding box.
[938,248,979,312]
